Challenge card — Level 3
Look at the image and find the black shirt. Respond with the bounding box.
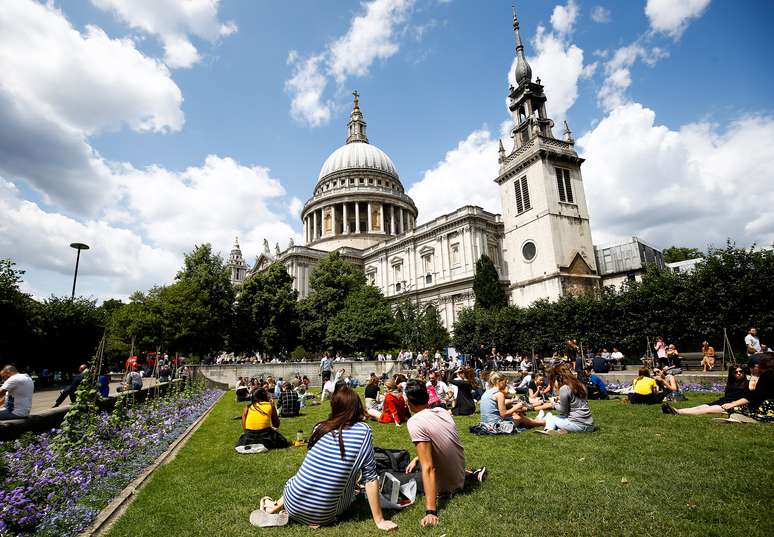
[747,371,774,407]
[364,383,380,399]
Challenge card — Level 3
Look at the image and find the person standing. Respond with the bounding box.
[320,352,334,382]
[53,364,88,407]
[654,336,668,368]
[0,365,35,420]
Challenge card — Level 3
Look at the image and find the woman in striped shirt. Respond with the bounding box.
[263,387,397,531]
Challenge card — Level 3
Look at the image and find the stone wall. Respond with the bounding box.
[191,361,403,388]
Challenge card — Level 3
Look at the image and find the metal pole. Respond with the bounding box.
[71,248,81,299]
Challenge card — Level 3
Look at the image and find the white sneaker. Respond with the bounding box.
[537,409,545,419]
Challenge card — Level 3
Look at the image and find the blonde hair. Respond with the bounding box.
[488,372,506,385]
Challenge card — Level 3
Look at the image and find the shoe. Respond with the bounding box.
[476,467,488,483]
[661,403,678,415]
[537,409,545,420]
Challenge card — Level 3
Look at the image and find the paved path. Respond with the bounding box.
[30,378,159,414]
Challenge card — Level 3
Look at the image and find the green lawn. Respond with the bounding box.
[107,391,774,537]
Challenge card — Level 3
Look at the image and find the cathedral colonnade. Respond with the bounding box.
[303,200,415,242]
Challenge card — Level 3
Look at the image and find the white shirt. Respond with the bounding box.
[517,374,532,389]
[745,334,761,354]
[611,351,624,361]
[1,373,34,417]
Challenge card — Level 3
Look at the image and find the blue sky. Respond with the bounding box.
[1,0,773,301]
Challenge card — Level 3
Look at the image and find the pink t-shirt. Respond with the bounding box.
[407,407,465,494]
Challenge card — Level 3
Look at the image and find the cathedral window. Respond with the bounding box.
[522,241,536,262]
[423,254,434,273]
[514,176,531,214]
[555,167,574,204]
[450,243,461,267]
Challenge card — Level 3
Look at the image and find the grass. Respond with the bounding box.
[106,391,774,537]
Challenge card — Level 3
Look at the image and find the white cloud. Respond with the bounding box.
[550,0,579,37]
[597,43,669,111]
[0,0,184,214]
[91,0,237,68]
[577,103,774,248]
[329,0,414,82]
[285,0,416,127]
[286,53,332,128]
[645,0,711,38]
[591,6,611,24]
[408,130,500,224]
[113,155,299,254]
[289,197,303,218]
[0,177,180,299]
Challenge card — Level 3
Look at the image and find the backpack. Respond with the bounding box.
[373,447,423,494]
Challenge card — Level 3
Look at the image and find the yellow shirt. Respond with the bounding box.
[633,377,657,395]
[244,402,273,430]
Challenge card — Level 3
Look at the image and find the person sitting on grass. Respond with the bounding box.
[237,388,289,450]
[278,382,300,417]
[541,364,594,434]
[480,372,545,431]
[664,354,774,422]
[403,380,487,528]
[629,368,663,405]
[583,367,609,400]
[528,372,555,407]
[654,368,685,401]
[261,387,397,531]
[368,380,409,426]
[364,374,382,417]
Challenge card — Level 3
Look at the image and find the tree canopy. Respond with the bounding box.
[473,254,507,309]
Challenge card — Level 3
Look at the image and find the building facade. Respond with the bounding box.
[228,11,661,329]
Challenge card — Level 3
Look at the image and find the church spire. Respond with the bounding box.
[512,5,532,86]
[346,90,369,144]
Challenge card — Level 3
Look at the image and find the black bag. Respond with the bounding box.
[373,447,423,494]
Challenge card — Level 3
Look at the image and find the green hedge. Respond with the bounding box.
[453,244,774,359]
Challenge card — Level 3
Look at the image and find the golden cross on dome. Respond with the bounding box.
[352,90,359,108]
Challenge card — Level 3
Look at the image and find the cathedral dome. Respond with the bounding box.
[318,142,398,181]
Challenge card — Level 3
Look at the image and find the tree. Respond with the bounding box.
[39,296,104,373]
[232,262,299,357]
[419,305,449,352]
[394,298,422,350]
[170,244,235,357]
[473,254,507,309]
[0,260,41,366]
[663,246,703,264]
[299,252,366,352]
[327,285,396,357]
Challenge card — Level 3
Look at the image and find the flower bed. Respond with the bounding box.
[606,382,725,392]
[0,388,222,536]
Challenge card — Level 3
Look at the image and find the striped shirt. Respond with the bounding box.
[282,421,377,526]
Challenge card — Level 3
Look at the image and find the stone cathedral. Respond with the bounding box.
[227,12,648,330]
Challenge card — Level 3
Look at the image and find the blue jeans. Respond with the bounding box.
[545,415,593,433]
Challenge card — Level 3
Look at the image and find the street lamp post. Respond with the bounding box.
[69,242,90,298]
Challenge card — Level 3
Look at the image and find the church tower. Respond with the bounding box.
[227,236,249,289]
[496,9,599,306]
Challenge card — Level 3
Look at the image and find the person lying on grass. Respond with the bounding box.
[543,364,594,434]
[237,388,289,450]
[262,386,397,531]
[664,353,774,422]
[480,372,545,430]
[403,379,487,528]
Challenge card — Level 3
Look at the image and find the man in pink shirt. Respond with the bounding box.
[404,379,487,528]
